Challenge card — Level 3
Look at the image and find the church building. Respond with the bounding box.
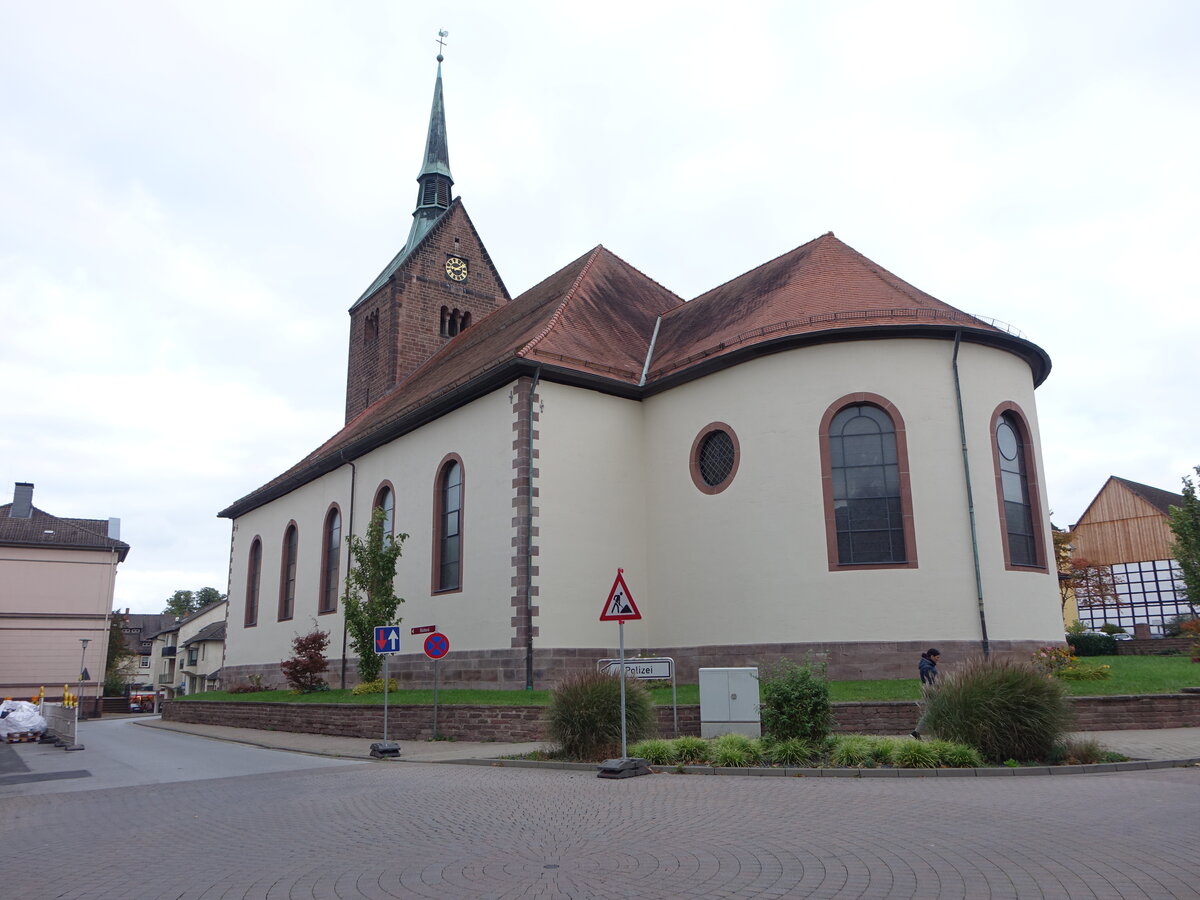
[218,55,1064,689]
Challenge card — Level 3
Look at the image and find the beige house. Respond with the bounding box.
[0,482,129,714]
[218,59,1064,689]
[150,599,227,698]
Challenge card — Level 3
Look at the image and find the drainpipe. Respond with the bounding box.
[525,367,542,690]
[339,452,357,689]
[952,329,991,657]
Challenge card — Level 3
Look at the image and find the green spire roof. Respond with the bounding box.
[354,56,456,306]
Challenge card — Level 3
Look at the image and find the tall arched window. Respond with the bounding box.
[278,523,298,621]
[993,405,1045,569]
[433,455,464,592]
[820,395,917,569]
[244,537,262,627]
[374,483,395,536]
[319,506,341,614]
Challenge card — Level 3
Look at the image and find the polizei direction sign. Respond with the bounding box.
[598,657,673,680]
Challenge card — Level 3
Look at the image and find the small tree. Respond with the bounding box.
[105,611,138,691]
[758,657,834,743]
[342,507,407,682]
[1168,466,1200,617]
[280,629,330,692]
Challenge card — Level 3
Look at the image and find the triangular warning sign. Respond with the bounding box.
[599,569,641,622]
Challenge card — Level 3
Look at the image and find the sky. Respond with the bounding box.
[2,1,1197,614]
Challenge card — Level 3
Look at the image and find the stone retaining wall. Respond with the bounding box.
[163,692,1200,741]
[1114,638,1195,656]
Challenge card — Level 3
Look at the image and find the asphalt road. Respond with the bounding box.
[2,719,1199,898]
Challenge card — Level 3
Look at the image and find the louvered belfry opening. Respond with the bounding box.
[418,174,452,210]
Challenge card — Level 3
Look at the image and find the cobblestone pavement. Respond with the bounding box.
[3,750,1199,898]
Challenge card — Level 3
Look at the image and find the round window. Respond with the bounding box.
[690,423,740,494]
[996,419,1019,461]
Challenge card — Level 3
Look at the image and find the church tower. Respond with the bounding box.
[344,48,509,423]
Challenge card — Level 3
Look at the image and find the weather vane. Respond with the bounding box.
[436,29,448,62]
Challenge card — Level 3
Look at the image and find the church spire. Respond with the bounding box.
[405,33,454,250]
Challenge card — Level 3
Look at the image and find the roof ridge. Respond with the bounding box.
[516,246,605,359]
[665,232,830,313]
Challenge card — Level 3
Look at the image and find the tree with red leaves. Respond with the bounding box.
[280,629,330,693]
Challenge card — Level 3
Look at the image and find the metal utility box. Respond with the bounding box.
[699,667,760,738]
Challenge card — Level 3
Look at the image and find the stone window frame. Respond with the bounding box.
[689,422,741,495]
[318,504,342,615]
[432,453,465,594]
[244,536,262,627]
[990,401,1048,572]
[278,521,298,621]
[819,392,918,571]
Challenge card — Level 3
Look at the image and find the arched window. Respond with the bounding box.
[460,311,471,330]
[440,306,450,336]
[374,483,395,536]
[244,537,261,627]
[433,455,464,592]
[993,405,1045,569]
[820,395,916,569]
[278,523,298,620]
[319,506,341,614]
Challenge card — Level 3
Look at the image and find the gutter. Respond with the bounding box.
[952,329,990,657]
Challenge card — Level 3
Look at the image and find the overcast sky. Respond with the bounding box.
[3,1,1197,614]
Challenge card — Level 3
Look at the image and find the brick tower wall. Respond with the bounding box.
[345,203,507,423]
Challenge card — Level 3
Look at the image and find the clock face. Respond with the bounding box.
[445,256,468,282]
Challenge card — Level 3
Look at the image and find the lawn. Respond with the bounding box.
[180,655,1198,706]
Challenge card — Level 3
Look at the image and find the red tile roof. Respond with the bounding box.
[221,234,1049,518]
[646,232,999,380]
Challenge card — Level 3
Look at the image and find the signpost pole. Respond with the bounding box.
[671,667,679,738]
[618,618,627,759]
[432,657,440,738]
[383,652,390,743]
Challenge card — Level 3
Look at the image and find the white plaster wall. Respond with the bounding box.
[641,337,1062,647]
[532,382,651,649]
[224,386,518,677]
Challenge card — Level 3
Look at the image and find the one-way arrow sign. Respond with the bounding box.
[374,625,402,655]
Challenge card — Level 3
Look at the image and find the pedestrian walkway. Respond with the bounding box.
[134,716,1200,768]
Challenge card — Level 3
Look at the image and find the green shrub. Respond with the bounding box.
[892,740,940,768]
[1057,663,1112,680]
[545,671,653,761]
[930,740,984,768]
[758,657,834,742]
[829,735,873,767]
[670,736,710,764]
[710,733,760,767]
[762,736,819,767]
[628,739,674,765]
[1066,633,1117,656]
[921,655,1073,763]
[865,737,899,766]
[351,678,399,694]
[1098,623,1127,635]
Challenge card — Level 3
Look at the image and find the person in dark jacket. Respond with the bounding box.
[911,648,941,739]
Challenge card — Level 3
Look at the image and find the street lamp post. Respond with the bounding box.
[78,638,90,719]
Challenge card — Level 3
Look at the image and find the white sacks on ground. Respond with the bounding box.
[0,700,48,736]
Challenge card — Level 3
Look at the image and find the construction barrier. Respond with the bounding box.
[40,693,82,750]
